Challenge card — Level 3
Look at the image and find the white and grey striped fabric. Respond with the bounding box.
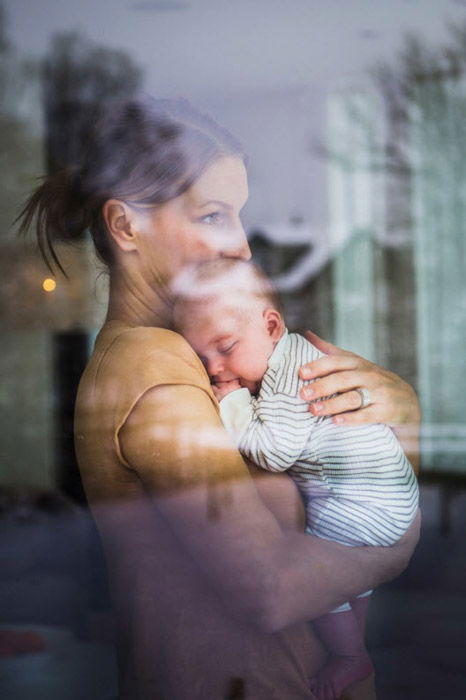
[231,332,419,547]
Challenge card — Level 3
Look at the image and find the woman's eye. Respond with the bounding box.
[201,212,224,225]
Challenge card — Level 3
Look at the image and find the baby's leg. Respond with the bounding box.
[351,592,371,634]
[309,601,373,700]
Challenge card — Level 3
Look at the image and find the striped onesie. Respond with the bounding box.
[220,330,419,548]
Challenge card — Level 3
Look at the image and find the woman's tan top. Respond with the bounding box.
[75,321,323,699]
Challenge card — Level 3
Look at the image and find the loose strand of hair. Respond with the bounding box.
[15,171,89,278]
[15,180,68,277]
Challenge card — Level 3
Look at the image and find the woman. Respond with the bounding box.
[19,97,420,700]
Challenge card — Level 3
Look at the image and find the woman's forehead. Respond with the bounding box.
[186,156,248,208]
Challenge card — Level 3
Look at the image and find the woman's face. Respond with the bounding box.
[134,156,251,285]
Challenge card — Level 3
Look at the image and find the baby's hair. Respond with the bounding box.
[172,259,282,330]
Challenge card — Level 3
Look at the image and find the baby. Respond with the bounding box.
[173,258,419,700]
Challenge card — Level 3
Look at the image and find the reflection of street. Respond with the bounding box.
[0,490,117,698]
[368,483,466,700]
[0,624,117,700]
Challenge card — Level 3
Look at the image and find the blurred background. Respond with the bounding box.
[0,1,465,698]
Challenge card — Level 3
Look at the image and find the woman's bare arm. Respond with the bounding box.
[246,461,306,532]
[299,331,421,475]
[120,383,420,632]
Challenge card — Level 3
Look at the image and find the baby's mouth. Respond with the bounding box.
[211,376,240,386]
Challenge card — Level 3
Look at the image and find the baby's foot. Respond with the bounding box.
[309,652,374,700]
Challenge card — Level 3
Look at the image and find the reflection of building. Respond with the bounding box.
[249,221,334,335]
[0,239,108,494]
[250,223,417,379]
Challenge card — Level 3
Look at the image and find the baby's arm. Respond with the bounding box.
[217,373,318,473]
[217,335,324,472]
[238,387,317,472]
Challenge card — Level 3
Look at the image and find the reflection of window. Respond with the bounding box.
[326,77,466,473]
[413,79,466,472]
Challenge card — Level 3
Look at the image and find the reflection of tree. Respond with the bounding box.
[0,2,41,239]
[1,15,144,495]
[41,34,143,501]
[44,31,143,174]
[40,33,143,501]
[373,28,466,165]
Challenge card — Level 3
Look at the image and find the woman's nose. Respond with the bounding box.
[236,237,252,260]
[236,221,251,260]
[221,222,251,260]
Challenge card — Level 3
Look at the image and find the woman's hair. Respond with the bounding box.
[17,97,245,273]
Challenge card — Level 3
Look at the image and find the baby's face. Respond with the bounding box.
[181,301,281,394]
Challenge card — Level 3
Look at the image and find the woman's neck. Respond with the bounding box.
[105,265,174,330]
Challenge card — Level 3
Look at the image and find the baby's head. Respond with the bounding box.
[173,259,285,393]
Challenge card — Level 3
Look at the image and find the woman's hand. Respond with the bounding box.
[299,331,421,472]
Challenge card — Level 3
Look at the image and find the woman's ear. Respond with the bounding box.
[102,199,138,253]
[263,308,284,341]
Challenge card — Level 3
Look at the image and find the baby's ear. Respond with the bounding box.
[263,308,284,341]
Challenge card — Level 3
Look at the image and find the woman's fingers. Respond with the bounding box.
[299,331,421,469]
[307,389,373,421]
[300,368,376,402]
[299,330,420,430]
[302,330,343,357]
[303,368,418,427]
[299,346,362,382]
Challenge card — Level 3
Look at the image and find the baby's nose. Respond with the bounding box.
[208,357,224,377]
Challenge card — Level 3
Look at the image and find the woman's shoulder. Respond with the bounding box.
[85,321,210,393]
[99,321,197,358]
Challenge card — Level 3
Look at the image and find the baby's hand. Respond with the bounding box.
[212,379,242,401]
